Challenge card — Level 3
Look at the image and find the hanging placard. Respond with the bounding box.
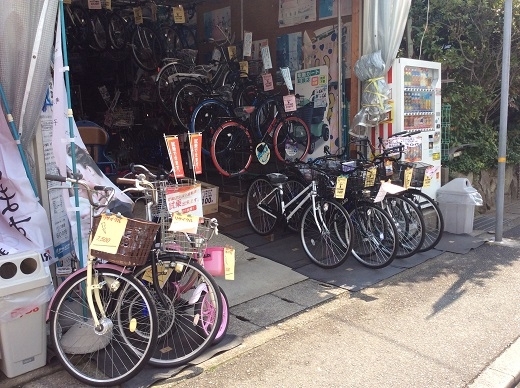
[173,5,185,23]
[261,46,272,70]
[262,73,274,91]
[239,61,249,77]
[165,184,203,217]
[243,31,253,57]
[164,135,185,178]
[189,133,203,175]
[280,67,293,90]
[403,167,413,189]
[133,7,143,25]
[283,94,297,112]
[334,176,347,199]
[104,0,111,10]
[150,3,157,22]
[90,214,128,254]
[227,46,237,60]
[88,0,102,9]
[224,246,235,280]
[364,167,377,187]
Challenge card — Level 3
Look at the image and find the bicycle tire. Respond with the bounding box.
[347,200,398,268]
[190,98,232,155]
[177,25,197,49]
[65,4,92,49]
[285,179,307,232]
[107,11,127,50]
[159,24,183,58]
[246,177,279,235]
[88,12,108,52]
[403,189,444,252]
[172,79,208,131]
[210,121,253,177]
[300,198,353,268]
[382,193,425,259]
[195,285,229,345]
[48,267,158,387]
[254,96,284,136]
[131,24,163,71]
[134,257,223,367]
[273,116,311,163]
[156,62,191,116]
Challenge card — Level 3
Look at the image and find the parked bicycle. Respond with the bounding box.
[45,174,159,386]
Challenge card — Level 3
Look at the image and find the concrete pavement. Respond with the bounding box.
[2,202,520,387]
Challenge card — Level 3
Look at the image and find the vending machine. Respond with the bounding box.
[385,58,442,199]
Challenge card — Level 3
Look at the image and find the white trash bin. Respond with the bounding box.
[437,178,483,234]
[0,251,53,378]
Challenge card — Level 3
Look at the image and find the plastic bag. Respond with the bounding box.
[0,283,54,322]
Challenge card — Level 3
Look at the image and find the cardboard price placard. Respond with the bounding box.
[334,176,347,199]
[90,214,128,254]
[262,73,274,91]
[168,212,199,234]
[173,6,185,23]
[283,94,297,112]
[133,7,143,25]
[224,246,235,280]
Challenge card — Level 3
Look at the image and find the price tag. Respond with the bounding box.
[88,0,101,10]
[364,167,377,187]
[141,263,173,289]
[280,67,293,90]
[63,0,72,4]
[224,246,235,280]
[404,167,413,189]
[283,94,297,112]
[90,214,128,254]
[261,46,272,70]
[423,173,431,188]
[227,46,237,60]
[334,176,347,199]
[173,6,185,23]
[239,61,249,77]
[262,73,274,91]
[133,7,143,25]
[169,212,199,234]
[243,31,252,57]
[104,0,111,10]
[150,3,157,22]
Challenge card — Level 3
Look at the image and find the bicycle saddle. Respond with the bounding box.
[234,106,256,119]
[266,172,288,184]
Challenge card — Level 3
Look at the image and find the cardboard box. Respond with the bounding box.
[201,181,219,215]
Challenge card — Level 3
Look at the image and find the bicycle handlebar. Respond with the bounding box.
[45,174,115,209]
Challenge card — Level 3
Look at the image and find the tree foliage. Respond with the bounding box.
[404,0,520,173]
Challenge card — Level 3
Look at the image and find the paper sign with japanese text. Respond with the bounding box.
[224,246,235,280]
[133,7,143,25]
[403,167,413,189]
[243,31,253,57]
[189,132,203,175]
[165,183,203,217]
[239,61,249,77]
[283,94,297,112]
[168,212,199,234]
[165,135,185,178]
[334,176,347,199]
[262,73,274,91]
[173,6,185,23]
[90,214,128,254]
[88,0,101,9]
[261,46,272,70]
[227,46,237,60]
[364,167,377,187]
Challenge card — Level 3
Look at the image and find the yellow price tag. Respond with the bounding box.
[403,167,413,189]
[364,167,377,187]
[105,0,111,10]
[334,176,347,199]
[90,214,128,254]
[239,61,249,77]
[227,46,237,60]
[150,3,157,22]
[173,5,185,23]
[169,212,199,234]
[133,7,143,25]
[224,246,235,280]
[141,263,173,289]
[423,173,431,188]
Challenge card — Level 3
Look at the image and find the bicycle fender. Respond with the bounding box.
[46,264,132,321]
[188,283,208,305]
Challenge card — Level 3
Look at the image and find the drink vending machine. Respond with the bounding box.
[382,57,442,199]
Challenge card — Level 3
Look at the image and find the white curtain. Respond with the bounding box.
[351,0,411,131]
[0,0,59,178]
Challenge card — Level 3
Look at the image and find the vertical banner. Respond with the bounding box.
[164,135,185,179]
[189,132,203,175]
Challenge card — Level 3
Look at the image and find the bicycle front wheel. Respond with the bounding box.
[134,257,223,367]
[348,201,398,268]
[191,98,232,154]
[156,62,191,116]
[211,121,253,177]
[273,116,311,163]
[246,177,279,235]
[131,24,162,71]
[300,198,353,268]
[172,79,207,131]
[49,268,158,387]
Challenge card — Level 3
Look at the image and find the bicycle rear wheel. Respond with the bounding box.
[348,201,398,268]
[246,177,279,235]
[403,189,444,252]
[211,121,253,177]
[172,79,207,131]
[131,24,162,71]
[300,198,353,268]
[48,268,158,387]
[156,62,191,116]
[285,179,306,232]
[134,257,223,367]
[190,98,232,154]
[273,116,311,163]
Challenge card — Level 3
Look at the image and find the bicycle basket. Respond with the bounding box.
[392,161,431,187]
[160,216,217,258]
[345,164,378,194]
[91,216,159,266]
